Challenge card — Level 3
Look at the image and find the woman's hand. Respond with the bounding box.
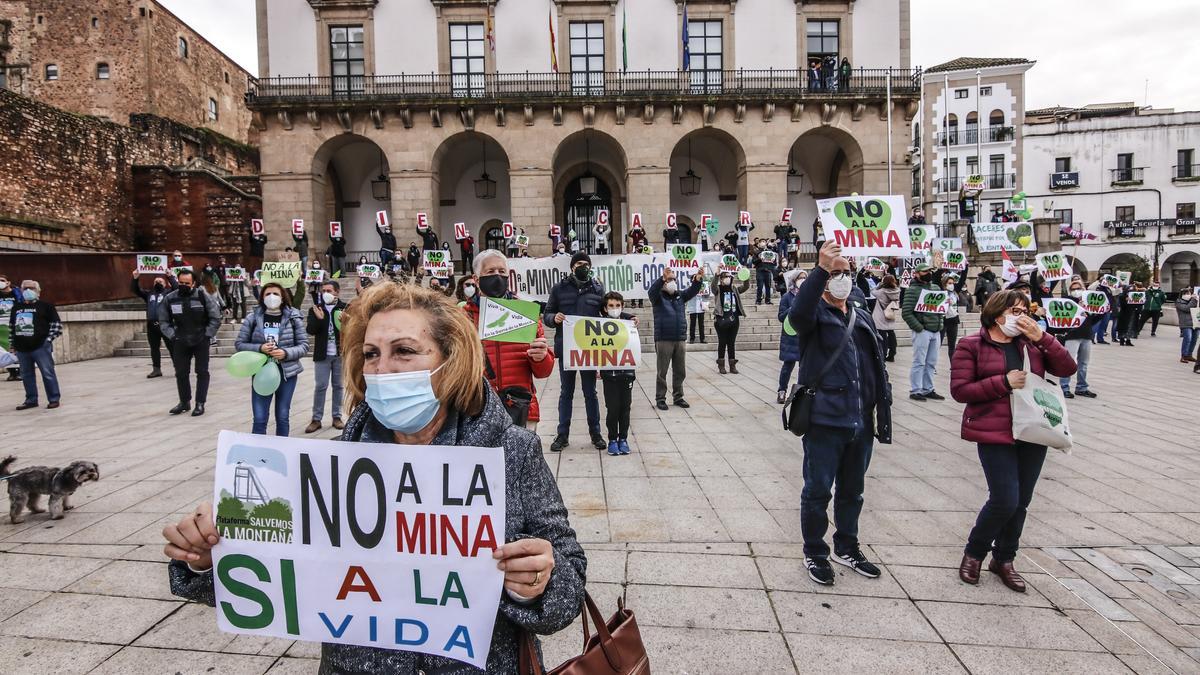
[527,337,548,363]
[1016,314,1043,342]
[162,501,220,570]
[259,343,274,354]
[1006,370,1027,390]
[494,538,555,600]
[270,347,286,360]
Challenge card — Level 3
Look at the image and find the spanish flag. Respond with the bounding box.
[548,7,558,72]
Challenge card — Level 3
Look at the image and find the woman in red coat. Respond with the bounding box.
[464,250,555,426]
[950,289,1076,592]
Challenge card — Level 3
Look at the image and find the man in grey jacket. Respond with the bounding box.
[157,269,221,417]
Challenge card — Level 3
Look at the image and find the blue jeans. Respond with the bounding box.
[1182,328,1198,358]
[800,423,874,558]
[557,365,601,437]
[909,329,939,394]
[1093,313,1110,342]
[312,356,343,422]
[965,441,1047,562]
[252,374,298,436]
[778,360,802,392]
[1060,339,1091,393]
[737,244,749,265]
[17,342,60,404]
[756,268,773,303]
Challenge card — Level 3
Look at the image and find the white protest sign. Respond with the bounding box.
[963,174,986,192]
[304,269,326,284]
[251,219,265,236]
[1045,298,1087,329]
[561,317,641,371]
[1036,252,1071,283]
[171,265,194,277]
[515,235,529,249]
[549,224,561,238]
[357,264,382,279]
[665,213,676,230]
[1126,291,1146,305]
[1081,290,1109,314]
[862,257,888,273]
[816,195,912,257]
[631,213,644,231]
[422,250,453,278]
[502,222,515,239]
[700,214,712,231]
[225,267,247,283]
[1116,271,1132,286]
[596,210,609,228]
[261,262,301,287]
[739,211,752,226]
[933,237,962,251]
[942,250,967,272]
[780,208,793,224]
[329,221,343,239]
[971,222,1036,253]
[378,211,392,230]
[210,431,505,669]
[908,225,933,252]
[454,223,469,241]
[915,289,952,314]
[136,254,168,275]
[414,213,427,231]
[291,219,305,237]
[667,244,701,272]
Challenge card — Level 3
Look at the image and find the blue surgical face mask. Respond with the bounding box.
[22,289,38,302]
[364,362,446,433]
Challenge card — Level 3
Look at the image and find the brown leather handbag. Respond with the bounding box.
[519,592,649,675]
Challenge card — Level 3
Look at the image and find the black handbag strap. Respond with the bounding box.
[806,305,857,389]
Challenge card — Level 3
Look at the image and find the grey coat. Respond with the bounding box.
[1177,296,1198,328]
[234,306,309,380]
[871,286,901,330]
[167,384,587,674]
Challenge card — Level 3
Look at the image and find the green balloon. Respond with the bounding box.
[783,316,797,336]
[737,267,751,282]
[333,309,343,331]
[252,361,282,396]
[227,350,269,378]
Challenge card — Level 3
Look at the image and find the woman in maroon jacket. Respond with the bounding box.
[950,289,1076,592]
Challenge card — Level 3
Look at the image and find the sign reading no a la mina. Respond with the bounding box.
[210,431,506,669]
[561,316,641,371]
[816,195,912,257]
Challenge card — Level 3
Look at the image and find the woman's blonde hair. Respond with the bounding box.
[341,282,485,416]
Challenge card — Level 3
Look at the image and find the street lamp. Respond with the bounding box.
[679,137,701,196]
[786,146,805,194]
[370,146,390,201]
[579,133,596,197]
[474,137,496,200]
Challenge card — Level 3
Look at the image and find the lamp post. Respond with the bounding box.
[474,137,496,200]
[679,137,701,196]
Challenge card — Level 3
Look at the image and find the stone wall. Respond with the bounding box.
[131,166,263,253]
[55,310,144,364]
[0,88,259,252]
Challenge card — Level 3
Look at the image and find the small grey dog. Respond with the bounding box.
[0,457,100,524]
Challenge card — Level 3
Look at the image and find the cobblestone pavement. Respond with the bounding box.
[0,331,1198,673]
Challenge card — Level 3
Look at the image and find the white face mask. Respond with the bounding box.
[827,275,853,300]
[1070,289,1084,299]
[263,294,283,310]
[1000,314,1022,337]
[607,308,622,319]
[664,281,678,295]
[0,281,8,290]
[321,292,336,305]
[463,285,477,298]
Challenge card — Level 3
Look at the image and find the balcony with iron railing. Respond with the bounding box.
[1111,167,1145,186]
[1174,164,1200,182]
[934,126,1015,146]
[245,67,922,107]
[935,173,1015,193]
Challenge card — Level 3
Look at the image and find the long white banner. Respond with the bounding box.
[505,249,736,302]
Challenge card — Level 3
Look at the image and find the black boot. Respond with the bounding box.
[717,359,727,374]
[729,359,740,374]
[147,369,162,379]
[170,401,190,415]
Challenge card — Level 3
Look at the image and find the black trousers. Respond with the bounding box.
[147,321,174,370]
[1136,310,1161,336]
[965,441,1047,562]
[942,316,960,359]
[879,330,897,360]
[173,340,211,404]
[716,318,739,361]
[688,313,705,342]
[601,374,634,441]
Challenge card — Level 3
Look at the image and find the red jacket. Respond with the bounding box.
[464,299,556,421]
[950,328,1076,445]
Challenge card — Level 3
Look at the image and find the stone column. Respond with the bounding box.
[387,171,435,237]
[744,165,789,232]
[510,168,555,257]
[260,173,322,260]
[626,167,671,251]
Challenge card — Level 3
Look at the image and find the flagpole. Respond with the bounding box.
[886,66,894,194]
[943,74,951,239]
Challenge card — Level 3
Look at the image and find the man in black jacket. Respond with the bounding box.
[418,224,440,253]
[788,240,891,586]
[11,280,63,410]
[544,252,607,452]
[131,269,177,378]
[305,280,347,434]
[377,224,397,268]
[157,270,221,417]
[327,232,347,275]
[649,267,704,410]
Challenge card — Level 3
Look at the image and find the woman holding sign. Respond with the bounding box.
[164,282,586,673]
[950,290,1076,592]
[235,282,309,436]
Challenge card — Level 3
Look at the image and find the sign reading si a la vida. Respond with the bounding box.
[817,195,912,257]
[210,431,505,669]
[562,316,641,371]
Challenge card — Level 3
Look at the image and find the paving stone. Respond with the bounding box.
[64,560,176,601]
[785,634,965,674]
[0,636,120,674]
[1058,577,1137,620]
[916,601,1104,651]
[950,644,1133,674]
[624,584,778,631]
[267,658,323,673]
[0,592,179,643]
[640,626,795,674]
[772,592,940,642]
[0,552,110,591]
[756,555,907,598]
[627,551,761,589]
[889,564,1055,608]
[89,646,275,674]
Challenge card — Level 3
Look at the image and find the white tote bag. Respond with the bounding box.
[0,346,16,370]
[1010,371,1072,453]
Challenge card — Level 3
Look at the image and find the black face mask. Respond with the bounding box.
[178,286,192,296]
[154,282,165,290]
[479,274,509,298]
[573,265,591,282]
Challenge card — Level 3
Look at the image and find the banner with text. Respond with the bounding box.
[1081,290,1110,314]
[817,195,912,257]
[971,222,1037,253]
[423,251,453,278]
[478,297,540,343]
[262,262,302,288]
[915,289,951,314]
[1036,252,1071,283]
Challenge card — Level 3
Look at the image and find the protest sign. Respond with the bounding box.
[253,270,263,282]
[415,213,427,231]
[1081,290,1109,314]
[251,219,265,236]
[816,195,911,257]
[739,211,751,226]
[423,250,453,278]
[305,269,326,284]
[915,289,951,314]
[1116,271,1132,286]
[454,223,469,241]
[561,317,641,371]
[1099,274,1120,290]
[378,211,393,231]
[596,209,609,229]
[704,216,720,239]
[780,208,793,224]
[225,267,247,283]
[1037,252,1071,283]
[1191,307,1200,326]
[942,250,967,272]
[291,219,305,237]
[963,174,986,192]
[665,213,676,230]
[357,264,382,279]
[477,297,540,343]
[262,262,302,287]
[210,431,505,669]
[1045,298,1087,329]
[549,224,561,238]
[136,254,168,275]
[971,222,1036,252]
[667,244,700,272]
[329,221,343,239]
[899,270,913,288]
[758,249,778,265]
[502,222,515,239]
[515,235,529,249]
[1126,291,1146,305]
[631,213,643,231]
[908,225,932,252]
[933,237,962,251]
[171,265,194,277]
[862,257,888,273]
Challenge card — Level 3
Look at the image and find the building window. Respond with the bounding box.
[1115,205,1135,222]
[1116,152,1134,181]
[96,63,109,80]
[1178,149,1195,178]
[688,19,722,92]
[805,20,838,60]
[569,21,604,95]
[945,113,958,145]
[979,86,992,96]
[954,88,968,99]
[37,15,43,25]
[178,37,188,58]
[965,112,979,144]
[1053,209,1074,224]
[948,204,959,221]
[1178,204,1197,234]
[1055,157,1072,173]
[989,154,1005,186]
[990,203,1005,219]
[1179,203,1196,218]
[966,155,979,177]
[224,71,230,85]
[44,64,58,81]
[330,25,366,96]
[207,98,218,121]
[449,22,484,97]
[91,17,98,28]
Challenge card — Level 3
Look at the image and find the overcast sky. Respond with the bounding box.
[162,0,1200,111]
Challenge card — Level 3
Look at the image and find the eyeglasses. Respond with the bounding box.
[1006,307,1029,316]
[828,270,850,279]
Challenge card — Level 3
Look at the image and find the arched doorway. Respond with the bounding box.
[432,132,511,248]
[563,175,612,253]
[312,134,391,270]
[552,130,627,254]
[1162,250,1200,292]
[1099,252,1151,284]
[480,218,505,253]
[669,128,746,247]
[784,127,865,247]
[1069,256,1089,280]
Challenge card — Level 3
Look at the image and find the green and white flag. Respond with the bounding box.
[478,296,540,344]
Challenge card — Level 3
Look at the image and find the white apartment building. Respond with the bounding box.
[1022,104,1200,290]
[913,57,1033,227]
